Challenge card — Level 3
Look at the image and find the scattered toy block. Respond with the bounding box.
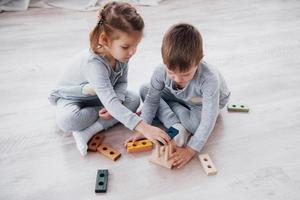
[167,127,179,139]
[198,154,218,176]
[95,169,108,193]
[149,143,173,169]
[97,144,121,161]
[127,139,153,153]
[88,133,105,152]
[227,103,249,112]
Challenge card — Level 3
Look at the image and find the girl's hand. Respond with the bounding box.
[169,146,196,169]
[123,131,145,147]
[135,121,170,146]
[99,107,113,120]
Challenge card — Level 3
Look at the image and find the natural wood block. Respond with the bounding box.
[88,133,105,152]
[97,144,121,161]
[126,139,153,153]
[227,103,249,112]
[149,143,173,169]
[199,154,218,176]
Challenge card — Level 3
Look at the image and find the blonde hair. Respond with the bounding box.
[161,23,203,72]
[90,1,144,53]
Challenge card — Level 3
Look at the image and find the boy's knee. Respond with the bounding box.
[139,84,150,101]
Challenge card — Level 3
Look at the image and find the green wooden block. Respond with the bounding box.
[227,104,249,112]
[95,169,108,193]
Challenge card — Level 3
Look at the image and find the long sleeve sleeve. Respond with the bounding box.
[187,79,220,152]
[140,66,165,124]
[84,61,141,130]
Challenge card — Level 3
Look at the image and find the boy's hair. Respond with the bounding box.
[161,23,203,72]
[90,1,144,53]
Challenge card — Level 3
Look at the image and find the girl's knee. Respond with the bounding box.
[56,112,83,132]
[125,91,141,112]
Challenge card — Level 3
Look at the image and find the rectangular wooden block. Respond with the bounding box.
[227,103,249,112]
[199,154,218,176]
[97,144,121,161]
[88,133,105,152]
[127,139,153,153]
[166,127,179,139]
[95,169,108,193]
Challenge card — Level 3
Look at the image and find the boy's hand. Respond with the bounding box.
[99,107,113,120]
[124,131,145,147]
[170,146,196,169]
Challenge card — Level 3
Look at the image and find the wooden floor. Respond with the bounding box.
[1,0,300,199]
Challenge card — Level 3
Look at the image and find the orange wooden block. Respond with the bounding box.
[97,144,121,161]
[149,143,173,169]
[126,139,153,153]
[88,133,105,152]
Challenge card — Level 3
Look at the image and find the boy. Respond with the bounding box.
[128,23,230,168]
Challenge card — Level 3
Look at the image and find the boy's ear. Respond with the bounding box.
[98,32,110,47]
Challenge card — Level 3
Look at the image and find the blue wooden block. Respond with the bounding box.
[167,127,179,139]
[95,169,108,193]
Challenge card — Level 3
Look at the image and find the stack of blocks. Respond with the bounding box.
[149,143,173,169]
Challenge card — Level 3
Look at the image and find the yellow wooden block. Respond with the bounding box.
[127,139,153,153]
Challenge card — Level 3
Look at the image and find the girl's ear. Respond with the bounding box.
[200,53,204,60]
[98,32,110,47]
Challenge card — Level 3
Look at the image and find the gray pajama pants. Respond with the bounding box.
[55,91,140,133]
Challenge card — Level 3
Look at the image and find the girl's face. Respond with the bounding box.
[105,31,142,62]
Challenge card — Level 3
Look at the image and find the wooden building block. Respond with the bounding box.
[88,133,105,152]
[149,143,173,169]
[227,103,249,112]
[97,144,121,161]
[126,139,153,153]
[95,169,108,193]
[198,154,218,176]
[166,127,179,139]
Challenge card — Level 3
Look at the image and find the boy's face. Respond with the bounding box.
[166,65,198,88]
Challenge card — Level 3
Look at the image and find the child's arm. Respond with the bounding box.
[113,65,128,102]
[188,79,220,152]
[84,62,170,145]
[140,66,166,124]
[84,61,140,130]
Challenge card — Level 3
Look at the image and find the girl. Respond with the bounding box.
[48,1,170,156]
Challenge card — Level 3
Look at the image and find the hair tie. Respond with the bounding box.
[97,6,105,26]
